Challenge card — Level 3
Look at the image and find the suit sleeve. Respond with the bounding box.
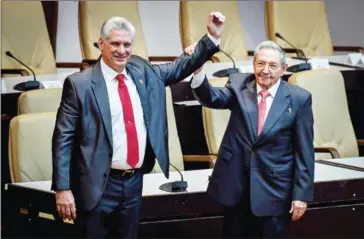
[292,95,315,202]
[191,75,233,109]
[51,77,79,191]
[152,34,219,86]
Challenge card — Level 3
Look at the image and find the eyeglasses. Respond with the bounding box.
[254,61,280,72]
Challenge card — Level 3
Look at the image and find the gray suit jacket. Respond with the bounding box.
[51,35,219,211]
[192,73,315,216]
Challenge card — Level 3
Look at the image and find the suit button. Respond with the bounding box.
[103,172,108,177]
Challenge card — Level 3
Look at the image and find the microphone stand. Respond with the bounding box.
[275,33,311,73]
[159,163,188,192]
[5,51,40,91]
[212,50,240,77]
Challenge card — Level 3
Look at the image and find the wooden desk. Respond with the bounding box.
[5,158,364,238]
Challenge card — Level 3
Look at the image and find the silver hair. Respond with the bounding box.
[100,16,135,40]
[253,40,286,65]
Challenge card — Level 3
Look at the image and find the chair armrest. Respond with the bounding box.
[183,155,216,168]
[315,147,340,158]
[333,46,364,53]
[1,68,29,76]
[357,139,364,146]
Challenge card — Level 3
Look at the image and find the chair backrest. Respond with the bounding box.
[265,1,334,56]
[79,1,148,60]
[201,77,231,155]
[9,112,56,183]
[288,69,359,158]
[18,88,62,114]
[1,1,56,75]
[152,87,184,173]
[180,1,248,62]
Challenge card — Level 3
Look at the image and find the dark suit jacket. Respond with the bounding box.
[52,35,219,211]
[192,73,315,217]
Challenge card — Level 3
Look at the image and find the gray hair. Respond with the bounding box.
[100,16,135,40]
[253,40,286,65]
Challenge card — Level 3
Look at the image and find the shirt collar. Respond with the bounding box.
[100,58,129,83]
[256,79,281,98]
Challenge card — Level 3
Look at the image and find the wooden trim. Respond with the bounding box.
[56,62,84,68]
[248,48,298,57]
[333,46,364,53]
[148,56,177,62]
[41,1,58,57]
[1,68,29,76]
[183,154,216,162]
[357,139,364,146]
[315,147,340,159]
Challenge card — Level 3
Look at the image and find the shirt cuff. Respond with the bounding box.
[191,69,206,89]
[207,32,221,47]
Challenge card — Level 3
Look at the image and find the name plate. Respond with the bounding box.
[309,58,330,69]
[348,53,363,65]
[239,64,254,73]
[1,80,6,93]
[41,80,63,89]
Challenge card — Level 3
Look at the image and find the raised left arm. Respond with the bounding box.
[152,12,224,86]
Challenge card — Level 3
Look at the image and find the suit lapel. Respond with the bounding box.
[91,62,113,146]
[242,80,259,141]
[126,63,149,122]
[258,81,290,141]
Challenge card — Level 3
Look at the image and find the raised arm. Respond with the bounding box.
[152,12,225,86]
[191,74,233,109]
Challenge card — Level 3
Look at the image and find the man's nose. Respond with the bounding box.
[262,64,270,73]
[117,45,125,54]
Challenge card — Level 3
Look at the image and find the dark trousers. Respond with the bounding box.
[75,170,143,239]
[223,172,291,238]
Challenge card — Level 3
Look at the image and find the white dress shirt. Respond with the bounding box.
[101,33,219,169]
[100,58,147,170]
[191,72,281,124]
[256,79,281,123]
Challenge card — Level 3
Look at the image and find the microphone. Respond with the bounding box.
[159,163,188,192]
[212,49,240,77]
[5,51,40,91]
[274,32,311,73]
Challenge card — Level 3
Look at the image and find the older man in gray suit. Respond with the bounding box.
[187,40,315,238]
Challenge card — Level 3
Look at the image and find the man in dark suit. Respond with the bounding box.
[52,12,225,238]
[189,40,315,238]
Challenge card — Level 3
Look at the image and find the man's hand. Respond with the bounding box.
[56,190,76,220]
[289,200,307,221]
[184,42,202,74]
[207,12,225,40]
[184,42,197,55]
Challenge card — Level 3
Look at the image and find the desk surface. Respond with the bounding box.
[1,55,360,94]
[1,72,69,95]
[320,157,364,169]
[7,157,364,196]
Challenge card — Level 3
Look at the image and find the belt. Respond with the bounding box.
[110,168,140,177]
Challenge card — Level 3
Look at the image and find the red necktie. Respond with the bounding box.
[258,90,270,136]
[116,74,139,168]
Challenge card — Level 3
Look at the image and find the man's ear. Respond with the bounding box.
[281,63,288,76]
[98,38,104,51]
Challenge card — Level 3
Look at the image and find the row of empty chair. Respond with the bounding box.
[2,1,363,76]
[8,87,214,183]
[9,68,364,183]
